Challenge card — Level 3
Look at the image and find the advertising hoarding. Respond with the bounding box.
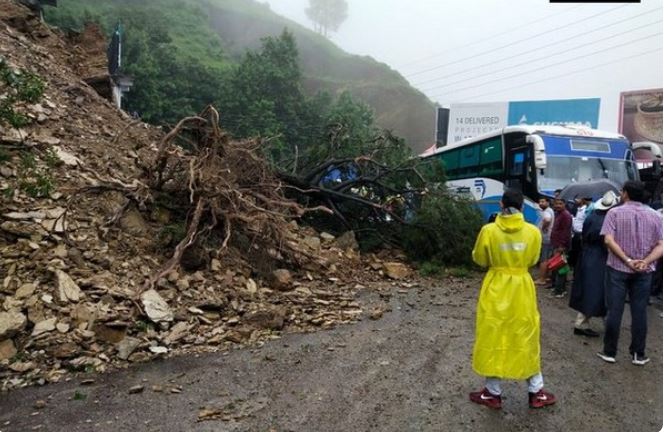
[618,89,662,146]
[447,102,508,144]
[507,98,600,129]
[446,98,601,145]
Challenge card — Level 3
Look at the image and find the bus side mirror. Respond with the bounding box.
[527,135,547,170]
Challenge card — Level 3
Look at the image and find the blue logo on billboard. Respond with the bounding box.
[474,179,486,199]
[508,98,600,128]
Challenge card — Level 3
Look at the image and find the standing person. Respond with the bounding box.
[569,191,619,337]
[597,180,663,365]
[569,197,592,270]
[535,196,554,285]
[469,189,556,410]
[550,198,573,298]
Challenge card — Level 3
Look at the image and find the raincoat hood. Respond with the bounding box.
[495,212,525,233]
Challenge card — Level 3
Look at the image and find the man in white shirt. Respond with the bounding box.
[535,196,555,285]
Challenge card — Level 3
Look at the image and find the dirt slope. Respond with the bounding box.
[0,0,413,392]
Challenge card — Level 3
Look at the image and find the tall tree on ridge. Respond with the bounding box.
[305,0,348,38]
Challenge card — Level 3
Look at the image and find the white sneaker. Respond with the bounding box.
[597,352,616,363]
[632,353,650,366]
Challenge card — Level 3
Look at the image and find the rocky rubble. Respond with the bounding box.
[0,1,416,391]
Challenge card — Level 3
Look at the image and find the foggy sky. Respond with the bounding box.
[263,0,663,133]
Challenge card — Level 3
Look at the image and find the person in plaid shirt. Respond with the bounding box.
[597,180,663,366]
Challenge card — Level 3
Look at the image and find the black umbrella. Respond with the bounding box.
[559,179,621,203]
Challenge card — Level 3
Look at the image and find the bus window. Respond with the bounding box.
[510,152,525,177]
[441,150,460,179]
[459,144,480,176]
[479,138,502,176]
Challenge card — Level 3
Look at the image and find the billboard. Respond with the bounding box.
[508,98,600,129]
[618,89,662,146]
[446,98,601,145]
[447,102,508,144]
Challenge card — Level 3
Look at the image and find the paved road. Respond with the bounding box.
[0,276,661,432]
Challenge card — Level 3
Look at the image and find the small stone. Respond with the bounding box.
[149,346,168,354]
[369,308,384,320]
[0,339,17,360]
[52,342,78,359]
[320,232,335,241]
[245,278,258,295]
[303,236,321,250]
[244,309,285,330]
[176,279,189,290]
[56,323,70,333]
[116,337,141,361]
[164,322,191,345]
[0,166,13,177]
[55,270,83,303]
[34,400,47,409]
[269,269,292,291]
[92,323,126,344]
[80,379,95,386]
[210,259,222,272]
[15,283,36,299]
[383,262,412,280]
[128,385,144,394]
[151,385,163,392]
[32,318,57,336]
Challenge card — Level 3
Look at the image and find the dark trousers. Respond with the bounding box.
[603,267,653,357]
[569,233,582,269]
[552,270,567,294]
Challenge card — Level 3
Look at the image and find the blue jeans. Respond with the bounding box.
[603,267,653,357]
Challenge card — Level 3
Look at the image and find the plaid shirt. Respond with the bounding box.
[600,201,663,273]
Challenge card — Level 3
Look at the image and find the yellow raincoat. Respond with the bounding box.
[471,212,542,380]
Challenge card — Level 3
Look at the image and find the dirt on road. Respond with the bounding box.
[0,274,661,432]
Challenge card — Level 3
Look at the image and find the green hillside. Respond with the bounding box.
[45,0,435,152]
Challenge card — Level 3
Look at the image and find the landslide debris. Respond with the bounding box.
[0,0,414,391]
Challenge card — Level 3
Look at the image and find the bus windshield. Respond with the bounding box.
[539,156,638,191]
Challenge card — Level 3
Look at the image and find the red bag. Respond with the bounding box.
[547,253,567,272]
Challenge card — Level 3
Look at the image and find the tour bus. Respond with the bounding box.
[422,125,639,223]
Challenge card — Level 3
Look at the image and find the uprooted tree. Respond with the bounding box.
[61,102,481,296]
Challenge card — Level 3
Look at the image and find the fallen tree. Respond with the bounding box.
[61,106,332,296]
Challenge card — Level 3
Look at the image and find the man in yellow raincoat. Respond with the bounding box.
[469,189,557,410]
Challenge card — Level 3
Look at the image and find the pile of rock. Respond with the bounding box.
[0,0,416,391]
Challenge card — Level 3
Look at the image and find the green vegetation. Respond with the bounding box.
[0,60,56,199]
[402,193,484,267]
[73,390,87,401]
[44,0,434,151]
[17,152,56,198]
[44,1,478,265]
[0,58,45,128]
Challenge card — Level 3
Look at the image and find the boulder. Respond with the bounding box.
[116,337,141,360]
[0,311,27,339]
[141,289,174,323]
[383,262,412,280]
[269,269,293,291]
[56,270,83,303]
[32,317,57,336]
[244,308,285,330]
[334,231,359,251]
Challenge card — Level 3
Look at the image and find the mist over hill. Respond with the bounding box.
[46,0,435,153]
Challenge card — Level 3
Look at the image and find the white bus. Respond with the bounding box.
[422,125,639,223]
